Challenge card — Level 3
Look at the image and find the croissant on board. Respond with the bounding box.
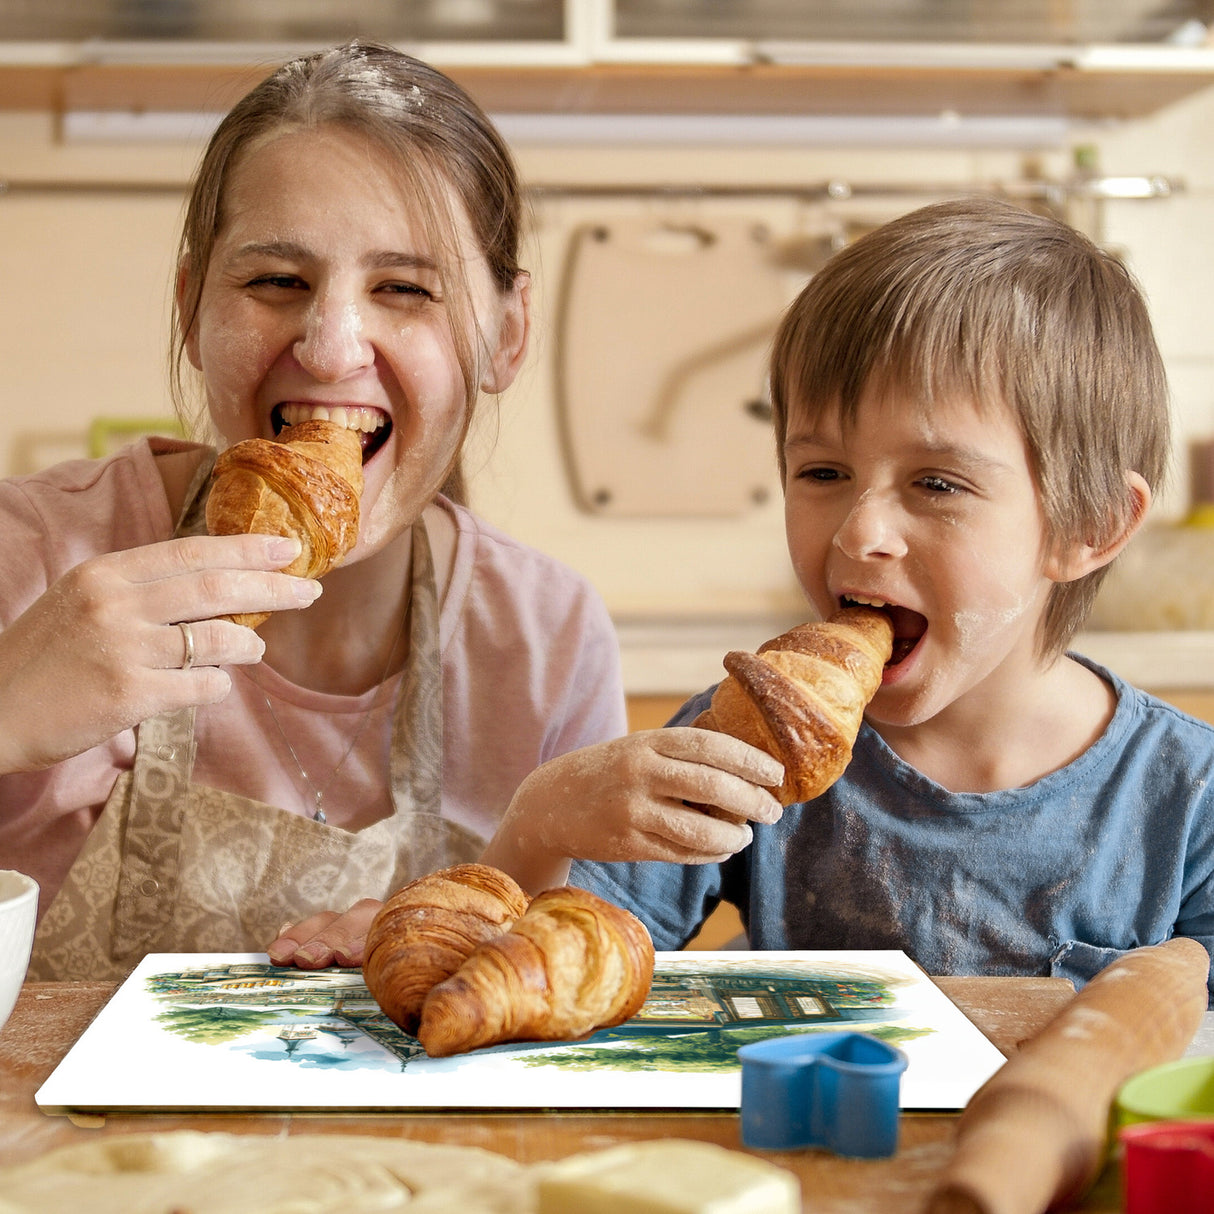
[362,864,530,1036]
[694,605,893,805]
[416,884,655,1058]
[205,418,364,628]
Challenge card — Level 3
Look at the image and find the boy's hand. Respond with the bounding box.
[482,728,785,893]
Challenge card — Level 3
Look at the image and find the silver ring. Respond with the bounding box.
[178,621,196,671]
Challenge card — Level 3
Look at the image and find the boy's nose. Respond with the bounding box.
[833,490,908,560]
[292,295,374,380]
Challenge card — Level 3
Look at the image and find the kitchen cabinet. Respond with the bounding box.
[2,0,1214,122]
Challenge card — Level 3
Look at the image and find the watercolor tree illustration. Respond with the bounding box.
[143,958,931,1076]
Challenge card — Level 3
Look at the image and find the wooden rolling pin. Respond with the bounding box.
[925,937,1210,1214]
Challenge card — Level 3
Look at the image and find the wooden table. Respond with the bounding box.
[0,975,1128,1212]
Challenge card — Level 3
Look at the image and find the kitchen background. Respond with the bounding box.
[3,0,1214,723]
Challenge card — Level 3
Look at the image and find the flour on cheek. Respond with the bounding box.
[204,327,273,436]
[949,593,1034,648]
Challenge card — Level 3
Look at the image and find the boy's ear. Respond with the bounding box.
[480,271,531,394]
[1045,470,1152,583]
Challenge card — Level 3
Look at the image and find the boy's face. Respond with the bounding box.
[783,383,1068,729]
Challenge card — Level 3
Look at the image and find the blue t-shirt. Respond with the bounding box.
[573,656,1214,997]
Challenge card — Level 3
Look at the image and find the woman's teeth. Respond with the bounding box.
[278,402,385,434]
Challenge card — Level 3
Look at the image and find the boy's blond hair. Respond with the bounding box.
[770,195,1170,659]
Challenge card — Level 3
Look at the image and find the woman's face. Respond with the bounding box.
[184,124,526,557]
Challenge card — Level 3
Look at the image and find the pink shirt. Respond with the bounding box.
[0,439,627,915]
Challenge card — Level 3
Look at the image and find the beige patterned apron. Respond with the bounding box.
[30,456,479,981]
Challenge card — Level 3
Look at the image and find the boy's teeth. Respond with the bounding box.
[845,595,890,608]
[279,403,385,432]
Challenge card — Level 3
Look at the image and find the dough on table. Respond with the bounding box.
[0,1131,530,1214]
[0,1132,800,1214]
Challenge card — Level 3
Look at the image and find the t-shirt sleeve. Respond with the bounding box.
[540,582,628,757]
[0,443,175,628]
[1177,829,1214,1006]
[572,857,725,952]
[1044,683,1214,1002]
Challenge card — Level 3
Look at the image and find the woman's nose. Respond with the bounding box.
[292,294,373,380]
[833,489,908,560]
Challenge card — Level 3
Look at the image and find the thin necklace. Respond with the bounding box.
[259,602,409,824]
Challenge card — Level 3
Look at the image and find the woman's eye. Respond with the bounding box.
[380,281,437,301]
[247,273,305,290]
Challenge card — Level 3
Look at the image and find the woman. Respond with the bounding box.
[3,41,625,980]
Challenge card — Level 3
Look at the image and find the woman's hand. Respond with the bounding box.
[267,898,383,969]
[481,728,785,894]
[0,533,321,774]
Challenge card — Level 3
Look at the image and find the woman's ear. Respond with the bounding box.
[479,272,531,394]
[1045,470,1152,583]
[176,260,203,371]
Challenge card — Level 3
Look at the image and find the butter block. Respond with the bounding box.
[535,1139,800,1214]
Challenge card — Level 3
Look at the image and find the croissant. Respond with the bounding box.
[362,863,530,1035]
[416,884,655,1058]
[205,419,364,627]
[694,605,893,805]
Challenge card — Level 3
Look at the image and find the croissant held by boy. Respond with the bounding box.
[693,604,893,804]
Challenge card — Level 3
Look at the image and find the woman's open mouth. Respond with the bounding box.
[273,402,392,463]
[841,595,927,665]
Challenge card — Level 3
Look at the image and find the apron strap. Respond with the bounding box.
[111,708,196,952]
[176,448,217,536]
[390,518,442,811]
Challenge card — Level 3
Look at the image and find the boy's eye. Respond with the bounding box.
[797,466,842,483]
[918,474,963,494]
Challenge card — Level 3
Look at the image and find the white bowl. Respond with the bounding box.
[0,870,38,1036]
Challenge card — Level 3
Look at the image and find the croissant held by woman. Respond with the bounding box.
[206,419,365,628]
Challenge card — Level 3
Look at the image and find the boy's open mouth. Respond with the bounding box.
[273,403,392,463]
[841,595,926,665]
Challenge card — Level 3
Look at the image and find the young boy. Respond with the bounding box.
[484,195,1214,996]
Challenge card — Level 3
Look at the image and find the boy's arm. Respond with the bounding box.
[479,728,784,896]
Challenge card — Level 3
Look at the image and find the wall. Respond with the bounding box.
[0,85,1209,692]
[1096,89,1214,510]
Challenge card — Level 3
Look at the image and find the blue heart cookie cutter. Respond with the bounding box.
[737,1031,908,1158]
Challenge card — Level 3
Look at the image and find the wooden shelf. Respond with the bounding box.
[1,58,1213,121]
[450,61,1214,122]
